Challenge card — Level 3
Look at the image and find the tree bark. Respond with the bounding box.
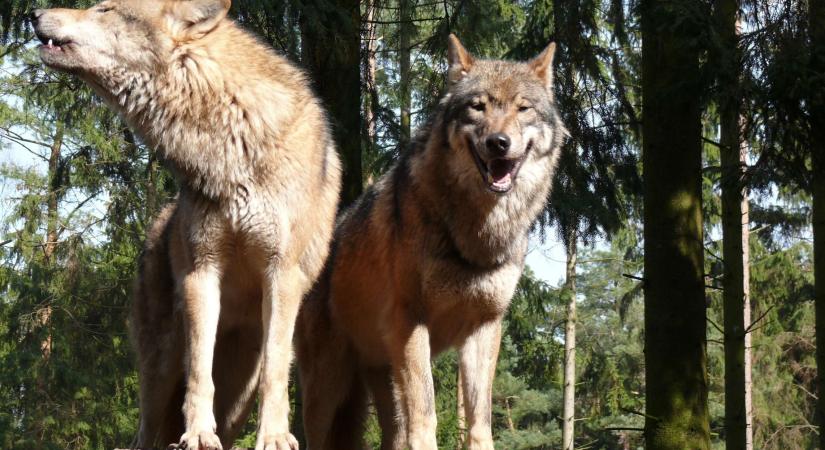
[44,127,63,263]
[300,0,363,206]
[641,0,710,448]
[363,0,379,166]
[562,231,578,450]
[398,0,413,150]
[41,126,64,361]
[810,0,825,449]
[720,118,752,450]
[716,1,753,448]
[456,367,466,449]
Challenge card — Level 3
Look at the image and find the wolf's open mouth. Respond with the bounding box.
[468,139,532,194]
[35,32,72,52]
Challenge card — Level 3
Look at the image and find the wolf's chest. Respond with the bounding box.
[420,261,520,353]
[422,260,522,322]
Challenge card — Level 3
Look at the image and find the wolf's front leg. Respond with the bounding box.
[178,265,223,450]
[390,323,438,450]
[256,265,305,450]
[458,320,502,450]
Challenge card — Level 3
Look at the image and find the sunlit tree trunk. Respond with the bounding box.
[716,0,753,448]
[398,0,413,150]
[363,0,379,165]
[641,0,709,448]
[40,126,63,362]
[562,231,578,450]
[33,126,63,448]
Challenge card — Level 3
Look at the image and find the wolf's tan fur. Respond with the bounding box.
[296,36,565,450]
[34,2,341,449]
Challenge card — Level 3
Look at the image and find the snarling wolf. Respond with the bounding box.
[33,1,341,449]
[296,35,566,450]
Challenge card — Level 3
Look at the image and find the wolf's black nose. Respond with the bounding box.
[486,133,511,155]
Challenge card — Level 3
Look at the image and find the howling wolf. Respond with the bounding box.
[33,1,341,449]
[296,35,566,450]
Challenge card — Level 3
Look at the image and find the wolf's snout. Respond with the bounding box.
[485,133,511,156]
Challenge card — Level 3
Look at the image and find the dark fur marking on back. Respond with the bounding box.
[391,153,412,231]
[115,9,139,24]
[349,185,378,227]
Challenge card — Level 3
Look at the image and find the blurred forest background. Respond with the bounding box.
[0,0,823,449]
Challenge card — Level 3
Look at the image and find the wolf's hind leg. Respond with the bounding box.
[365,366,406,450]
[296,295,365,449]
[132,204,184,448]
[135,340,185,448]
[213,326,263,448]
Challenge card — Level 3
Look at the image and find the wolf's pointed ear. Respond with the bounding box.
[447,34,474,85]
[166,0,231,40]
[529,42,556,89]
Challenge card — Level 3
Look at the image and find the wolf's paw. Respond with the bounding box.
[170,429,222,450]
[255,432,299,450]
[466,429,495,450]
[466,440,495,450]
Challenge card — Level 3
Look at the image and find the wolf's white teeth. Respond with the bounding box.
[493,173,512,187]
[48,39,53,47]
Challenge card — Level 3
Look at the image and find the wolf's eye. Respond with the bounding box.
[97,6,113,13]
[518,105,532,113]
[470,102,485,112]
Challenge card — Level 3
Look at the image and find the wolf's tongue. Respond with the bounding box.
[489,159,514,183]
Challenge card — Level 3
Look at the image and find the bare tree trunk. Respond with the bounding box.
[300,0,362,206]
[362,0,380,183]
[41,126,64,361]
[456,368,466,449]
[642,0,710,447]
[562,231,577,450]
[398,0,413,150]
[743,203,753,450]
[362,0,378,144]
[720,116,752,450]
[814,140,825,450]
[504,396,515,432]
[44,128,63,262]
[34,127,63,448]
[811,1,825,448]
[716,0,753,448]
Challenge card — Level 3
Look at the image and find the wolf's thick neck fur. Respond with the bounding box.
[84,22,311,201]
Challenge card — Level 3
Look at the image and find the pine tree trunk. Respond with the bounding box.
[810,0,825,448]
[456,368,466,449]
[743,206,753,450]
[41,126,64,361]
[641,0,709,448]
[363,0,379,172]
[300,0,362,206]
[562,233,578,450]
[35,127,63,448]
[720,119,752,450]
[44,127,63,263]
[815,143,825,450]
[716,0,753,448]
[398,0,412,150]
